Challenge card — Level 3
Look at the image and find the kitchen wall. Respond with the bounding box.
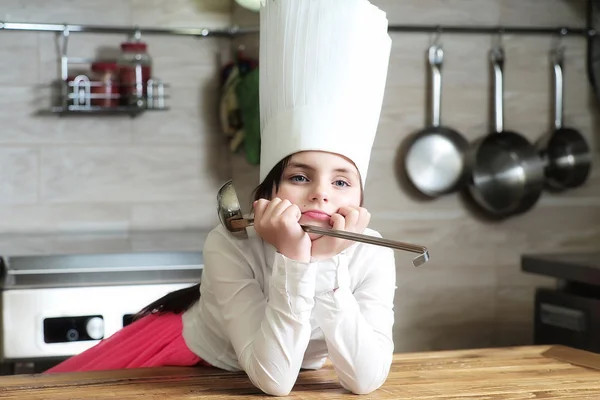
[0,0,598,353]
[231,0,600,352]
[0,0,233,233]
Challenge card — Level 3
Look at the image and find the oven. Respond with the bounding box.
[0,250,203,375]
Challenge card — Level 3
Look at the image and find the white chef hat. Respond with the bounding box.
[258,0,392,187]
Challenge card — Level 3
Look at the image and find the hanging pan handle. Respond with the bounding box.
[490,44,505,134]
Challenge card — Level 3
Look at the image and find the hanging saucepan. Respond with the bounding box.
[464,44,545,218]
[403,42,469,197]
[536,44,592,191]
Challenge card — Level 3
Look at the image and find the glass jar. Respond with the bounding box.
[90,62,119,108]
[117,41,152,108]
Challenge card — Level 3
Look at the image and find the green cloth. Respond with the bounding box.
[235,67,261,165]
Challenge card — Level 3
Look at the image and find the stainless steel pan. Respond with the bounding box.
[403,44,469,197]
[464,45,545,218]
[536,45,591,191]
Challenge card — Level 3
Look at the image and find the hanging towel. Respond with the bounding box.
[236,67,260,165]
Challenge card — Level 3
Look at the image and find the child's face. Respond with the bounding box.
[272,151,363,236]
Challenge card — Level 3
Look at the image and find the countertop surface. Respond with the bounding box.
[522,251,600,285]
[0,229,213,257]
[1,345,599,399]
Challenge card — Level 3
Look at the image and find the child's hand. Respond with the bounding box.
[253,198,312,263]
[310,206,371,260]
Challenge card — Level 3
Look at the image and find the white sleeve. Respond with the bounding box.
[202,230,318,396]
[313,242,396,395]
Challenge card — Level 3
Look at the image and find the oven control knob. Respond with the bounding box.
[86,317,104,340]
[66,329,79,341]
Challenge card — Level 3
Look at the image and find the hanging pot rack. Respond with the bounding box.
[0,21,594,38]
[1,20,593,118]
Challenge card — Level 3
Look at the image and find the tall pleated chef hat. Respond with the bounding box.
[258,0,392,187]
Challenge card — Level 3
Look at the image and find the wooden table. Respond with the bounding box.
[1,345,599,399]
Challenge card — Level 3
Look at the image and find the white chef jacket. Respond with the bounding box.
[181,224,397,396]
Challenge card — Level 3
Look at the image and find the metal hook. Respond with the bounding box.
[132,27,142,41]
[493,27,504,48]
[58,25,70,81]
[551,28,567,65]
[433,25,442,46]
[59,25,69,56]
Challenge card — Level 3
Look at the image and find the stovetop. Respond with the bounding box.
[0,229,211,257]
[0,229,211,289]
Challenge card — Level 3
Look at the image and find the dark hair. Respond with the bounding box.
[135,154,362,320]
[134,156,293,320]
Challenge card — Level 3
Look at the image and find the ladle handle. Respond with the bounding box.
[230,217,429,267]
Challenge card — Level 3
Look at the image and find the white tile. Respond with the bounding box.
[393,286,495,330]
[492,325,533,347]
[0,0,132,25]
[0,87,133,145]
[0,231,134,256]
[393,324,495,353]
[500,0,586,27]
[494,287,537,325]
[0,32,39,86]
[386,33,430,89]
[40,145,228,203]
[131,200,220,231]
[0,148,38,204]
[138,36,226,88]
[131,0,231,29]
[131,85,222,144]
[129,229,211,252]
[0,203,130,233]
[231,3,259,27]
[372,0,500,26]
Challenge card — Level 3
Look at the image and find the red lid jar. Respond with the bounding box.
[117,41,152,108]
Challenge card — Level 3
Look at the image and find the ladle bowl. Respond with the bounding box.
[217,180,430,267]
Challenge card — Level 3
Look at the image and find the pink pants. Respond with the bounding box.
[45,313,210,374]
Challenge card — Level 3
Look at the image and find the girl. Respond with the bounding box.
[46,0,395,396]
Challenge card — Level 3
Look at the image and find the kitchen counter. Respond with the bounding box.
[1,345,599,399]
[0,229,212,257]
[522,252,600,286]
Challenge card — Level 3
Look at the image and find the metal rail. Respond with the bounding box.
[0,22,593,38]
[0,22,235,37]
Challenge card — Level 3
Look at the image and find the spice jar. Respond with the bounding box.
[117,40,152,108]
[90,62,119,108]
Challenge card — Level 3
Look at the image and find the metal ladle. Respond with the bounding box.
[216,180,430,267]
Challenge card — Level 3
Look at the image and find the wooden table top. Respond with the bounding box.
[1,345,599,399]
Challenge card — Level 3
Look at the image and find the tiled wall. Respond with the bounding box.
[0,0,233,233]
[231,0,600,352]
[0,0,598,353]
